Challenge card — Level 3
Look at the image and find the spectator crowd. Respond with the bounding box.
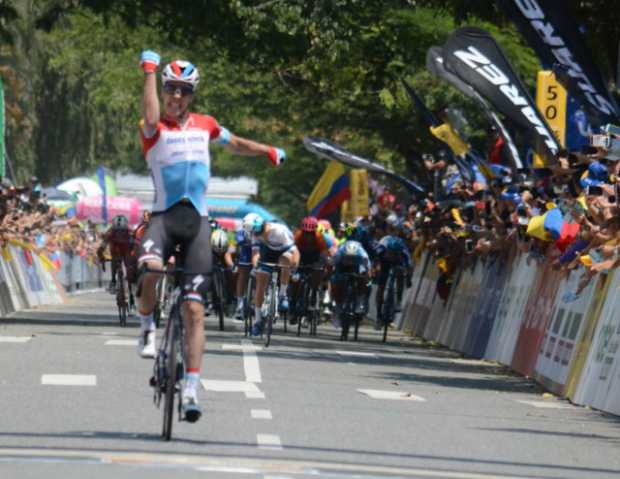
[0,176,104,268]
[355,125,620,304]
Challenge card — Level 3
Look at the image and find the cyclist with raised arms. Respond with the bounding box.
[242,213,299,336]
[136,50,286,423]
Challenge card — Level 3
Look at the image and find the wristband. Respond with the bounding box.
[267,146,286,167]
[140,50,160,73]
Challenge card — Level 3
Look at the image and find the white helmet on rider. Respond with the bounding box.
[343,240,362,257]
[242,213,265,235]
[161,60,200,90]
[386,213,399,227]
[211,229,229,254]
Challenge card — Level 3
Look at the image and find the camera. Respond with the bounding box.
[587,124,620,160]
[587,185,604,196]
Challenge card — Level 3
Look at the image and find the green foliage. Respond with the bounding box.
[1,0,617,223]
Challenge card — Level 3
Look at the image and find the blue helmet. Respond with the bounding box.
[386,236,402,252]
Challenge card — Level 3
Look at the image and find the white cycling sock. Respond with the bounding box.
[237,297,244,307]
[139,313,155,332]
[279,284,287,298]
[254,305,262,324]
[184,371,200,395]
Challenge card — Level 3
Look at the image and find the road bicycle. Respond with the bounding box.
[258,262,288,347]
[291,265,322,337]
[147,258,208,441]
[112,259,135,327]
[339,272,366,341]
[379,266,404,343]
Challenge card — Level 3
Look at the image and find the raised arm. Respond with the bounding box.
[140,51,161,136]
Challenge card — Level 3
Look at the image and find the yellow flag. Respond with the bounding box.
[430,123,470,157]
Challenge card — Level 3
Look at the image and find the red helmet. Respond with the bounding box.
[301,216,318,232]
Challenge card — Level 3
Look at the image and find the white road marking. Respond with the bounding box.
[335,350,377,358]
[222,344,262,351]
[105,339,138,346]
[257,434,283,450]
[358,389,426,401]
[100,332,118,336]
[201,380,260,393]
[245,391,266,399]
[241,339,262,383]
[196,466,261,474]
[0,336,32,343]
[41,375,97,386]
[312,348,378,358]
[516,400,574,409]
[251,409,272,420]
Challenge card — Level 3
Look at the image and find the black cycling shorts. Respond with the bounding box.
[138,202,212,303]
[258,244,294,272]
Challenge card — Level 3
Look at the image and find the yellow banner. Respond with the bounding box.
[533,70,567,167]
[430,123,470,157]
[341,169,368,222]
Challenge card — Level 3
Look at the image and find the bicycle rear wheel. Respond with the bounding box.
[296,281,306,337]
[117,270,127,327]
[215,271,225,331]
[162,308,179,441]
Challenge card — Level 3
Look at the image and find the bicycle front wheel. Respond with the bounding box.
[264,286,275,347]
[162,310,179,441]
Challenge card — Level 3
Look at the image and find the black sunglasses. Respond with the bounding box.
[163,83,194,96]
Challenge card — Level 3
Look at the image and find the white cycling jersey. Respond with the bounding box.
[141,113,226,216]
[259,223,294,251]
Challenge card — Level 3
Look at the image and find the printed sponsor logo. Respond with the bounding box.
[514,0,616,118]
[453,45,559,154]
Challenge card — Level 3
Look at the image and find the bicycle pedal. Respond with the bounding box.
[149,376,157,388]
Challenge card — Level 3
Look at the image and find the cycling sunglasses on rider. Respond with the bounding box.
[163,83,194,97]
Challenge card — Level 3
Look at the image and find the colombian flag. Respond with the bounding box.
[307,161,351,218]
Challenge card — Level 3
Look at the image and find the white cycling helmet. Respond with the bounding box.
[343,240,362,257]
[242,213,265,235]
[161,60,200,90]
[386,212,399,227]
[211,229,229,254]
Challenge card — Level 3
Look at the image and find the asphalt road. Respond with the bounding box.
[1,291,619,479]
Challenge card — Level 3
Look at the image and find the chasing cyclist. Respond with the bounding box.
[136,50,286,423]
[242,213,299,336]
[331,240,371,325]
[374,233,412,324]
[231,225,259,319]
[97,215,136,294]
[290,216,332,325]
